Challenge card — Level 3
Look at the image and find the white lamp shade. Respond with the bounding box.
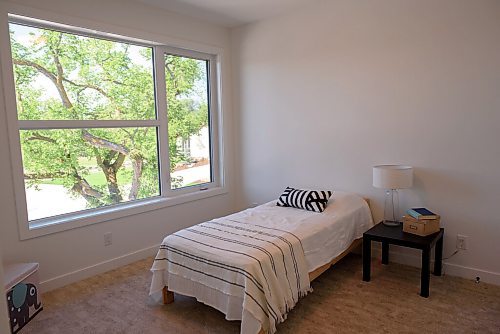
[373,165,413,189]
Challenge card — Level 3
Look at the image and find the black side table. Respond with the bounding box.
[362,222,444,297]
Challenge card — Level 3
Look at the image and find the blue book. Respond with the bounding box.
[407,208,438,220]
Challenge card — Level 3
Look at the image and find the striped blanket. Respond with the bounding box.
[150,218,312,334]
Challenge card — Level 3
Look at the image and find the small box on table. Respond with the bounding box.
[403,215,440,236]
[4,263,43,333]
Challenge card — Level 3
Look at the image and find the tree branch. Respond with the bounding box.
[12,54,74,110]
[24,171,67,179]
[81,130,129,155]
[165,62,175,81]
[165,62,181,97]
[26,134,57,144]
[13,58,58,86]
[62,77,111,99]
[71,171,104,201]
[62,77,124,117]
[111,152,126,170]
[51,49,73,109]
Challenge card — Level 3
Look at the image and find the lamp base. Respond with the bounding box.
[382,220,401,227]
[383,189,401,226]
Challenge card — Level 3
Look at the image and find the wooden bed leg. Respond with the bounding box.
[162,286,174,304]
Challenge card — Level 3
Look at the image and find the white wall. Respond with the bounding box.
[0,0,235,290]
[232,0,500,283]
[0,249,11,333]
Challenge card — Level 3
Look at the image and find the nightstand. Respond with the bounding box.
[362,222,444,297]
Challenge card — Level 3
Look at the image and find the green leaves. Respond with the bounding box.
[165,55,209,170]
[12,25,156,121]
[11,22,210,215]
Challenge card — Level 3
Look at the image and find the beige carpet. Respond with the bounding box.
[22,254,500,334]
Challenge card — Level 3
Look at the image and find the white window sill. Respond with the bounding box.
[20,187,227,240]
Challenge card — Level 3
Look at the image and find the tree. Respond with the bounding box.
[10,24,208,209]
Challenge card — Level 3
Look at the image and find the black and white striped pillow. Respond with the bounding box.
[276,187,333,213]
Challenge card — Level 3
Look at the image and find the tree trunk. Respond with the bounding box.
[129,155,143,200]
[102,166,122,203]
[96,152,125,203]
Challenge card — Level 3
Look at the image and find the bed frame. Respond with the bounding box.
[161,198,370,333]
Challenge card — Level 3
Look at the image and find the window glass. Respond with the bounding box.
[21,128,160,220]
[10,23,155,121]
[10,22,161,222]
[165,54,212,189]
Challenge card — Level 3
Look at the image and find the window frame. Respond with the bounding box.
[162,46,221,196]
[0,13,225,240]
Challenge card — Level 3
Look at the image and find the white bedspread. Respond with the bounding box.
[150,191,373,333]
[263,191,374,272]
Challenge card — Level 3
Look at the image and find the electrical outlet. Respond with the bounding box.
[104,232,112,246]
[456,234,468,250]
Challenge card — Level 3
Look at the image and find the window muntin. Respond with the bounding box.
[165,54,212,190]
[6,17,222,231]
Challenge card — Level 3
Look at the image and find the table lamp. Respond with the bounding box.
[373,165,413,226]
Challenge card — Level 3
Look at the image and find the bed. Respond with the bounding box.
[149,191,373,334]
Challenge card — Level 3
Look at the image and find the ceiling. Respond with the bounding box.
[137,0,316,27]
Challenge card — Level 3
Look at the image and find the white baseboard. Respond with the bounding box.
[378,247,500,286]
[39,242,500,292]
[40,244,160,292]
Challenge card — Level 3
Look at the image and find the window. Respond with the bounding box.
[6,16,222,235]
[165,53,212,190]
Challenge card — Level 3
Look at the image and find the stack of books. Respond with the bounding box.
[403,208,440,236]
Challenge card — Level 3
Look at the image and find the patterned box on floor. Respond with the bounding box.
[4,263,43,333]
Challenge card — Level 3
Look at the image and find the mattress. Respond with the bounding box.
[247,191,374,272]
